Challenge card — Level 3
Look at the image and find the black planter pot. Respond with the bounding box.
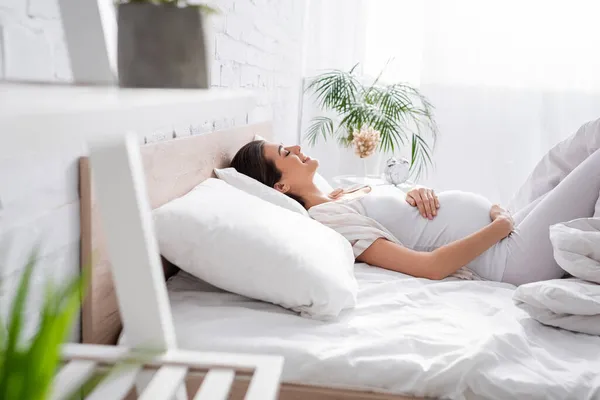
[118,3,211,88]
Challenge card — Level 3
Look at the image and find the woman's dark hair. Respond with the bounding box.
[230,140,305,207]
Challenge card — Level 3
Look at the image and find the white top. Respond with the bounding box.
[308,188,399,258]
[309,186,508,281]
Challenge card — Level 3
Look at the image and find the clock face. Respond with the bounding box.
[384,158,410,185]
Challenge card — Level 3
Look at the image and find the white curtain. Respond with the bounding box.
[302,0,600,203]
[300,0,370,181]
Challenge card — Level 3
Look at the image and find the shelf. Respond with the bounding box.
[0,82,257,159]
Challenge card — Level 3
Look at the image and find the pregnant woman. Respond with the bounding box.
[230,124,600,285]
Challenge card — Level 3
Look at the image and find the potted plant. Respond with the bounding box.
[117,0,218,88]
[305,64,438,181]
[0,252,88,399]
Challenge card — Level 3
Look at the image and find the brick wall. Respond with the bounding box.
[0,0,306,143]
[0,0,71,81]
[0,0,306,340]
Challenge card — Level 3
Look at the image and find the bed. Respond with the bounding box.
[79,122,600,400]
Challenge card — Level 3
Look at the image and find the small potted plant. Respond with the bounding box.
[117,0,218,88]
[305,64,438,181]
[0,251,88,399]
[0,251,147,399]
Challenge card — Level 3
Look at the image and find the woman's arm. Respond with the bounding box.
[357,217,513,280]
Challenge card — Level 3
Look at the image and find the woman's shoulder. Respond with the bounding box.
[308,187,371,216]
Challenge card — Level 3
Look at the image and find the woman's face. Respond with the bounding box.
[263,142,319,194]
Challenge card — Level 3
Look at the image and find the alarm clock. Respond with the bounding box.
[384,157,410,185]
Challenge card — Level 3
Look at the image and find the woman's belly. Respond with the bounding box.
[360,188,508,280]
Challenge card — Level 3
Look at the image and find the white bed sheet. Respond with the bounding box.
[164,265,600,400]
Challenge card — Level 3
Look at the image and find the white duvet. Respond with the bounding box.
[514,279,600,335]
[164,267,600,400]
[514,217,600,335]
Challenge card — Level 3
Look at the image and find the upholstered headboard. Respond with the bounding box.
[79,122,274,344]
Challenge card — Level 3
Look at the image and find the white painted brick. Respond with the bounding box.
[220,61,241,87]
[168,123,192,139]
[232,0,257,19]
[256,91,271,106]
[243,46,257,65]
[0,145,83,214]
[213,116,235,131]
[0,243,80,341]
[240,65,260,87]
[233,113,248,126]
[211,59,222,86]
[248,105,273,124]
[259,52,275,70]
[188,124,202,135]
[261,37,277,56]
[271,53,284,71]
[3,21,56,81]
[254,14,283,41]
[43,20,72,81]
[251,0,267,8]
[209,13,226,34]
[258,73,268,89]
[241,27,264,49]
[212,117,228,131]
[185,121,214,135]
[225,13,246,40]
[200,119,214,134]
[145,130,170,144]
[215,33,248,61]
[27,0,60,19]
[0,201,80,279]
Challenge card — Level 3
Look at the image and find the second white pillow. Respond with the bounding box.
[215,167,308,215]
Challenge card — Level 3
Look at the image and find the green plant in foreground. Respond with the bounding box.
[0,252,164,400]
[0,251,87,400]
[305,64,438,179]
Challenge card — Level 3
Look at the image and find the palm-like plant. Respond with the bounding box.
[0,251,88,400]
[0,250,155,400]
[305,64,438,179]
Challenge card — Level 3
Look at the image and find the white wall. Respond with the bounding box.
[0,0,307,340]
[0,0,71,81]
[299,0,372,182]
[0,0,306,142]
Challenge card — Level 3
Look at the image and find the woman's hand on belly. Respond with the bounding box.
[405,186,440,220]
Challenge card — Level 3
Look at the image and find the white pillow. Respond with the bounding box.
[153,178,358,319]
[215,167,308,216]
[549,217,600,283]
[513,278,600,335]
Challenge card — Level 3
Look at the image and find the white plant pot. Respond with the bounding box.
[338,148,393,178]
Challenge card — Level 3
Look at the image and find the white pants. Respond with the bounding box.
[502,121,600,285]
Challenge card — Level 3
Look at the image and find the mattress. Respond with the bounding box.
[163,265,600,400]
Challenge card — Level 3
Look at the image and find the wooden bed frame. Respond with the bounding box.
[79,122,424,400]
